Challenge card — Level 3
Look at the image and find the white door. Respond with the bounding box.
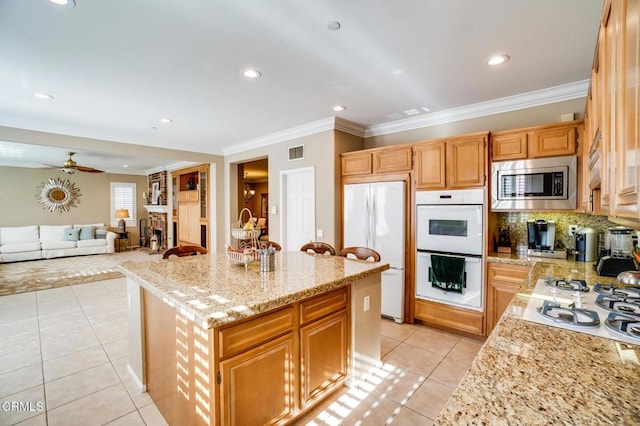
[282,167,315,251]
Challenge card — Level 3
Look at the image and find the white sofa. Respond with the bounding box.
[0,224,116,263]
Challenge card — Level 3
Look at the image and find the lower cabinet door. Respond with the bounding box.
[300,309,348,407]
[219,333,296,426]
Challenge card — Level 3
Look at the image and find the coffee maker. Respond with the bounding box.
[527,219,566,259]
[595,226,638,276]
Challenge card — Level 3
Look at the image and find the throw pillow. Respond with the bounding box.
[95,226,108,239]
[63,228,81,241]
[79,226,95,240]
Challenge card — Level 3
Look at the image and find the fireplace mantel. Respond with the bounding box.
[143,205,171,214]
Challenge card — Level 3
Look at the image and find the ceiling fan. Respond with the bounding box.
[43,151,104,174]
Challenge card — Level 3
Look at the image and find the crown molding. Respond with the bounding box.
[144,160,198,175]
[364,80,589,137]
[221,80,589,155]
[334,117,366,137]
[223,117,337,156]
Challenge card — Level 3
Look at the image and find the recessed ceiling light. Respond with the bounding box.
[159,118,173,124]
[327,21,341,31]
[333,105,346,112]
[243,69,261,78]
[34,93,54,100]
[487,55,509,66]
[122,165,129,168]
[49,0,76,8]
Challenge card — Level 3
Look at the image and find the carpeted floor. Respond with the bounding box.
[0,250,162,296]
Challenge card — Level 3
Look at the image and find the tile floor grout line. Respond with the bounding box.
[34,288,50,426]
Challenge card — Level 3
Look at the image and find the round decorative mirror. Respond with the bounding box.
[36,178,81,213]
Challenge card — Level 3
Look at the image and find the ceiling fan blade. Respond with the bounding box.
[75,165,104,173]
[42,164,61,169]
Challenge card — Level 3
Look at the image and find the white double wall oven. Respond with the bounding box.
[415,189,485,312]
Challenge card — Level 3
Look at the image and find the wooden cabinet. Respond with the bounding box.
[414,140,446,189]
[414,298,484,337]
[341,145,412,177]
[219,334,296,426]
[175,164,209,247]
[613,0,639,219]
[584,0,639,222]
[415,132,487,190]
[491,122,579,162]
[529,126,577,158]
[486,262,531,334]
[491,133,528,161]
[341,152,372,176]
[298,288,348,407]
[373,146,413,174]
[300,310,348,407]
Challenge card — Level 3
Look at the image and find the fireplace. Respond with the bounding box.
[148,212,168,251]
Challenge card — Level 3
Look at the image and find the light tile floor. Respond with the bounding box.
[0,278,484,425]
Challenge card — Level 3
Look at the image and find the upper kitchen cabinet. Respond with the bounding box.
[491,121,581,162]
[584,0,639,222]
[341,145,412,177]
[415,132,488,190]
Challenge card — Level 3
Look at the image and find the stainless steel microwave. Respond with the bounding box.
[491,156,577,210]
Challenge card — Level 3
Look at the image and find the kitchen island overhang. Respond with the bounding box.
[120,251,389,425]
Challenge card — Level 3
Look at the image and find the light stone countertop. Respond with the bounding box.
[436,253,640,425]
[119,251,389,329]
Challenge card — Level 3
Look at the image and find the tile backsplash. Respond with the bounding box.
[494,212,634,252]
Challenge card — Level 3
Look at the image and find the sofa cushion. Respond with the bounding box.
[0,226,39,244]
[41,240,77,250]
[79,226,95,240]
[0,242,41,253]
[63,228,81,241]
[39,225,71,242]
[77,239,106,248]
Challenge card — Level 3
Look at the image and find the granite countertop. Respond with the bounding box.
[119,251,388,329]
[436,253,640,425]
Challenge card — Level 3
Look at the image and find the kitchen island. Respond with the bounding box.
[437,253,640,424]
[119,251,388,426]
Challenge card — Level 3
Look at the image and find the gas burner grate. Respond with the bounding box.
[544,276,589,292]
[604,312,640,341]
[593,283,640,298]
[536,300,600,327]
[595,294,640,315]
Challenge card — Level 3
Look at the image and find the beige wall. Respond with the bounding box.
[364,98,586,148]
[225,130,337,248]
[0,126,226,252]
[0,166,147,245]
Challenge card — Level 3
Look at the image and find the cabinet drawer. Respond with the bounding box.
[373,147,412,173]
[415,299,484,336]
[218,306,295,359]
[487,263,531,284]
[300,287,348,325]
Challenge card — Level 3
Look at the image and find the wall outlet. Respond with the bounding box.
[568,224,578,236]
[316,229,324,238]
[363,295,370,312]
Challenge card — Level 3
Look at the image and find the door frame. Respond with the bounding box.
[279,166,315,251]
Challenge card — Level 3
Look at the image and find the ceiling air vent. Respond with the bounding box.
[288,144,304,161]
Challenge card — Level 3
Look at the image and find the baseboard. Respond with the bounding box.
[127,363,147,392]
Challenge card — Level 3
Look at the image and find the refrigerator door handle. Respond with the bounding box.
[371,194,376,248]
[365,194,370,247]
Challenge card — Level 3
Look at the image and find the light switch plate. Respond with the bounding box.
[316,229,323,238]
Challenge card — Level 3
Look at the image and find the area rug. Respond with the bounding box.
[0,250,161,296]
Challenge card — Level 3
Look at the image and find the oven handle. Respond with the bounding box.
[416,249,483,259]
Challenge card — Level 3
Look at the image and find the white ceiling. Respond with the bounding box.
[0,0,603,174]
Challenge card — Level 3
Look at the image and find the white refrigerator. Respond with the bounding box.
[343,181,405,323]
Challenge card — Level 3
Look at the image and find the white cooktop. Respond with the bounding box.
[521,279,640,345]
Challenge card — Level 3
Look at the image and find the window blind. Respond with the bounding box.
[110,182,136,226]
